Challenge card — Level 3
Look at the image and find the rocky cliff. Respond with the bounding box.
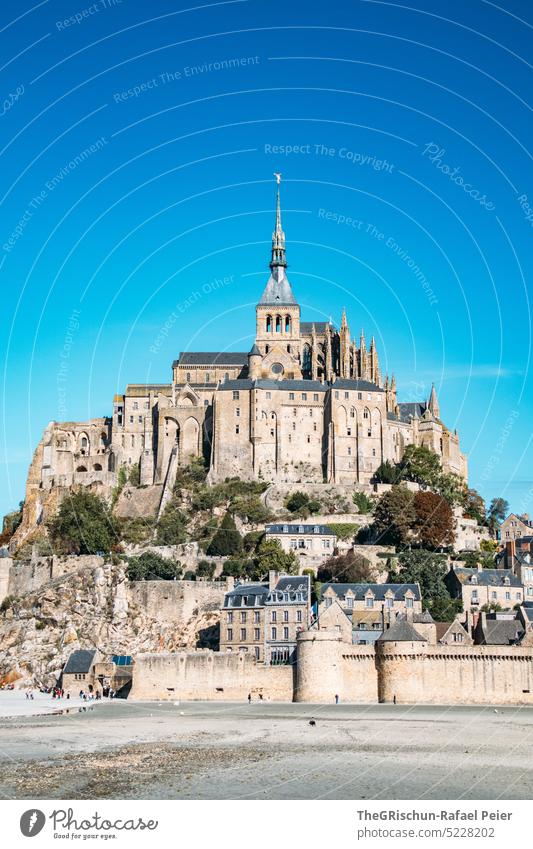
[0,561,225,688]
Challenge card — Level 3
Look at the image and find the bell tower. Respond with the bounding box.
[255,175,302,379]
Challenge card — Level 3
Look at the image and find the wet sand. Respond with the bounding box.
[0,695,532,800]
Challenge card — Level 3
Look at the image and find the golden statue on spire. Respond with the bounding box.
[274,172,282,185]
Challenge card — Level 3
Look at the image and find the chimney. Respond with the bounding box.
[269,570,279,590]
[506,539,516,568]
[477,562,483,572]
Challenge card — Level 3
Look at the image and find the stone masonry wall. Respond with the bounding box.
[130,650,293,701]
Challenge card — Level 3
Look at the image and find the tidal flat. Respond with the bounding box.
[0,695,532,800]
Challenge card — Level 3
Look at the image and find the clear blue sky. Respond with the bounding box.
[1,0,532,519]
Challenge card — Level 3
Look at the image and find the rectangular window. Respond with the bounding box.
[386,598,393,608]
[227,628,233,640]
[313,393,319,401]
[254,628,260,640]
[346,597,354,608]
[505,591,511,600]
[235,407,240,417]
[302,393,307,400]
[233,390,240,400]
[358,392,362,400]
[406,597,414,608]
[271,626,277,640]
[254,646,260,660]
[254,611,260,623]
[240,628,246,640]
[186,373,191,382]
[283,627,289,640]
[345,392,349,399]
[472,591,478,602]
[335,391,339,399]
[227,612,233,624]
[325,597,332,607]
[266,391,271,399]
[297,610,302,622]
[289,392,295,400]
[365,597,374,608]
[138,416,142,423]
[240,611,246,623]
[129,415,134,423]
[284,610,289,622]
[145,401,150,409]
[235,425,240,434]
[271,611,277,622]
[133,402,138,410]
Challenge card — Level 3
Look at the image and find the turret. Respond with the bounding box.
[248,344,262,379]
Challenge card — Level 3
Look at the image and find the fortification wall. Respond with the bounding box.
[376,643,533,706]
[127,579,231,627]
[130,650,293,701]
[7,554,104,597]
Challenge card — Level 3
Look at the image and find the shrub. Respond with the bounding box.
[0,595,15,613]
[128,462,141,487]
[318,550,374,583]
[221,558,246,578]
[127,551,182,581]
[372,461,400,484]
[243,531,264,553]
[206,512,243,556]
[183,570,196,581]
[326,523,358,541]
[47,491,117,555]
[352,492,374,514]
[119,517,155,545]
[196,560,216,579]
[156,501,188,545]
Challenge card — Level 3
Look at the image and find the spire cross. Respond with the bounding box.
[270,173,287,270]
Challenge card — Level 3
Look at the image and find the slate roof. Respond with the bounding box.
[174,352,248,366]
[398,402,427,422]
[522,607,533,622]
[451,567,521,587]
[333,379,384,392]
[478,620,523,645]
[266,523,335,536]
[223,582,269,608]
[63,649,96,675]
[258,267,297,306]
[377,620,427,642]
[321,582,421,601]
[300,321,336,335]
[218,378,328,392]
[266,575,310,603]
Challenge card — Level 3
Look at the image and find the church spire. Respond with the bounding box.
[428,383,440,418]
[270,172,287,270]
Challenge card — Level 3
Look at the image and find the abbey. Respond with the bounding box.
[30,181,467,503]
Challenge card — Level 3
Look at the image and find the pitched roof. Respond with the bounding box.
[223,582,269,608]
[217,378,328,392]
[175,352,248,366]
[333,379,384,392]
[478,620,523,645]
[266,523,335,535]
[451,567,521,587]
[398,401,427,422]
[435,622,453,642]
[63,649,96,675]
[300,321,336,335]
[258,266,297,306]
[377,620,427,642]
[321,582,421,601]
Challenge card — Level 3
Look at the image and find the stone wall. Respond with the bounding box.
[128,579,231,628]
[130,650,293,701]
[0,559,11,605]
[7,555,104,598]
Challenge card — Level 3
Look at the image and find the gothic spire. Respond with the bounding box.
[270,172,287,270]
[428,383,440,418]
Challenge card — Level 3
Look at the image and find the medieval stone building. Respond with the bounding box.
[27,181,467,509]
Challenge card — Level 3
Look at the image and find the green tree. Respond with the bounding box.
[487,497,509,537]
[48,491,117,555]
[285,491,321,517]
[388,550,460,621]
[196,560,216,579]
[155,501,188,545]
[463,488,486,524]
[128,462,141,487]
[399,445,441,488]
[126,551,182,581]
[254,538,299,576]
[206,511,243,556]
[372,460,401,484]
[480,538,498,553]
[414,491,454,549]
[373,486,416,545]
[243,531,264,553]
[436,472,466,505]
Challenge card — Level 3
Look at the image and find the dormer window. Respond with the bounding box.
[471,575,477,584]
[283,524,288,533]
[504,577,510,586]
[314,526,319,534]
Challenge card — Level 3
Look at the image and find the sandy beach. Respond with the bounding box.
[0,693,532,800]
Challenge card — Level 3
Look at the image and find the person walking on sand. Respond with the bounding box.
[335,694,339,704]
[247,693,252,704]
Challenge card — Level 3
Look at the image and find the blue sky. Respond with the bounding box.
[1,0,532,519]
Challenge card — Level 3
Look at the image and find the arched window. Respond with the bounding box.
[302,344,311,375]
[266,315,272,332]
[275,315,282,333]
[93,463,102,471]
[285,315,291,333]
[76,465,87,472]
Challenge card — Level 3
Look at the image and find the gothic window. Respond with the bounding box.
[275,315,281,333]
[302,344,311,374]
[350,407,355,418]
[285,315,291,333]
[363,408,369,419]
[186,373,191,383]
[287,345,291,353]
[266,315,272,332]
